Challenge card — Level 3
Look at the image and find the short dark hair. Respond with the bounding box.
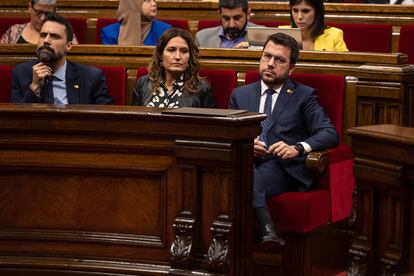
[219,0,248,13]
[263,32,300,65]
[289,0,325,38]
[44,13,73,42]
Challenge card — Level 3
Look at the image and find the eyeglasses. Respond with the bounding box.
[261,52,289,66]
[32,6,54,17]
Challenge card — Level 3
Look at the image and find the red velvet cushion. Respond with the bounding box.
[0,65,13,102]
[198,20,221,31]
[267,190,331,233]
[328,23,392,53]
[398,24,414,64]
[67,18,87,44]
[200,68,237,109]
[97,66,126,105]
[291,73,345,141]
[162,19,189,30]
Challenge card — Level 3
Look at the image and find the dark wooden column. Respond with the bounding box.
[347,124,414,275]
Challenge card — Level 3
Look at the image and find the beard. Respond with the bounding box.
[36,45,64,65]
[260,69,290,88]
[223,22,247,40]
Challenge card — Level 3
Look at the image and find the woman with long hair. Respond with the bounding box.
[287,0,347,51]
[132,28,215,108]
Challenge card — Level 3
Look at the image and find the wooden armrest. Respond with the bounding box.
[306,150,328,174]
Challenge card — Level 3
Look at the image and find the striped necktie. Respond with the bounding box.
[259,88,275,146]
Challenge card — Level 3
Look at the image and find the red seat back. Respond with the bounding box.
[398,24,414,64]
[97,66,126,105]
[136,67,237,108]
[328,23,392,52]
[197,20,221,31]
[0,65,13,102]
[200,68,237,109]
[162,19,189,30]
[67,18,87,44]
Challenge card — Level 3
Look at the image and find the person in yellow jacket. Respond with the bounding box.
[284,0,348,51]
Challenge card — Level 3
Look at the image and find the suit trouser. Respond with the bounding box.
[253,157,303,208]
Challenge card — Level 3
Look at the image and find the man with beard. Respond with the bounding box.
[195,0,261,48]
[11,13,113,104]
[229,33,338,248]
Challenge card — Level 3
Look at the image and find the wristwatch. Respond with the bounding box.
[294,142,305,156]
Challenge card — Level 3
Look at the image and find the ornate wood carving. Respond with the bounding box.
[207,215,232,274]
[347,125,414,276]
[170,211,195,269]
[347,248,368,276]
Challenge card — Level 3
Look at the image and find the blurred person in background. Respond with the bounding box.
[101,0,171,45]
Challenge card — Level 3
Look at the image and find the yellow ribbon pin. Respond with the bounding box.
[287,88,294,94]
[74,84,79,89]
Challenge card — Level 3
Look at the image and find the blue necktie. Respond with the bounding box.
[259,89,275,146]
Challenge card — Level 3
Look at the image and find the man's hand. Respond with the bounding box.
[268,141,299,160]
[235,41,249,49]
[30,62,52,92]
[254,138,269,157]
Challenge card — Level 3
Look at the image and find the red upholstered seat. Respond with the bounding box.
[162,19,189,30]
[0,65,14,102]
[398,24,414,64]
[199,68,237,109]
[96,18,188,44]
[97,66,126,105]
[245,70,354,233]
[328,23,392,52]
[67,18,87,44]
[136,67,237,109]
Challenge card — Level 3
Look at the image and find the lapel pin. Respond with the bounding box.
[287,88,294,94]
[74,84,79,89]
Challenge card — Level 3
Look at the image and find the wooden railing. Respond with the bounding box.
[1,45,413,144]
[0,103,264,275]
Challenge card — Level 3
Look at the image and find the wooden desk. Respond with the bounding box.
[1,45,414,144]
[347,124,414,275]
[0,103,265,275]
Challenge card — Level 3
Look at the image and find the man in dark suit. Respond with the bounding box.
[229,33,338,248]
[11,13,113,104]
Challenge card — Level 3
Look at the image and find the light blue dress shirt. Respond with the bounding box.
[52,61,68,104]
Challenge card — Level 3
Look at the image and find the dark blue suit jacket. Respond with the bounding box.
[11,60,113,104]
[229,79,338,189]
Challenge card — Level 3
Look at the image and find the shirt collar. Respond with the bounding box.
[260,80,282,96]
[53,60,67,81]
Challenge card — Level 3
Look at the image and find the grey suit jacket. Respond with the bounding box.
[11,59,113,104]
[132,75,216,108]
[195,22,262,48]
